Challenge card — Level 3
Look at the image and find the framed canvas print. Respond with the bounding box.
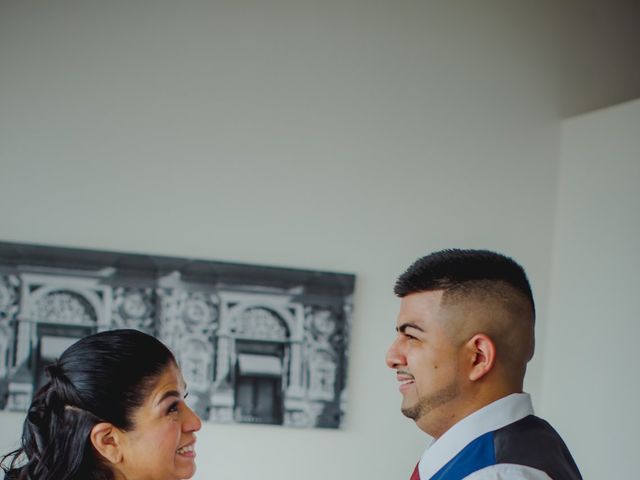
[0,241,355,429]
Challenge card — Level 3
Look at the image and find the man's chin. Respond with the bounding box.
[401,402,421,420]
[400,383,460,422]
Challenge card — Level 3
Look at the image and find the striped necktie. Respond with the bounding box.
[410,463,420,480]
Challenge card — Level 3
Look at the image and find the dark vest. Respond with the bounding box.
[428,415,582,480]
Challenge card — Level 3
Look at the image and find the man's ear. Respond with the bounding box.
[90,422,124,465]
[465,333,496,382]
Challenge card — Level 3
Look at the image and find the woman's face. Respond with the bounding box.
[117,363,202,480]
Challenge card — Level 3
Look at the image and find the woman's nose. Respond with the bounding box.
[183,404,202,432]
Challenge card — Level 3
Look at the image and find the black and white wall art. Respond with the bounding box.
[0,241,355,429]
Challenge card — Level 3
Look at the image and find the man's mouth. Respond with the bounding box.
[396,371,415,390]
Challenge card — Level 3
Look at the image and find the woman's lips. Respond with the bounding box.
[176,443,196,458]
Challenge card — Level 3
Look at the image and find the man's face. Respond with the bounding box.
[385,290,464,437]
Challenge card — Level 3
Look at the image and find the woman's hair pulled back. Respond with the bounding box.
[1,329,176,480]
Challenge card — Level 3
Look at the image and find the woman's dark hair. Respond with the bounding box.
[1,329,176,480]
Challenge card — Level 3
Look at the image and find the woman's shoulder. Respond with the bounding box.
[2,468,23,480]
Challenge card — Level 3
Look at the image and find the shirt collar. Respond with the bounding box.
[418,393,534,480]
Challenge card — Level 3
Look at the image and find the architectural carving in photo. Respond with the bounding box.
[0,241,355,429]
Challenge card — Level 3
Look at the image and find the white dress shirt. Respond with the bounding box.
[418,393,551,480]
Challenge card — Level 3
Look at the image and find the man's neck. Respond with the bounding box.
[419,386,523,439]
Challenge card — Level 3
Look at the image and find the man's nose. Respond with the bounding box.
[385,337,406,369]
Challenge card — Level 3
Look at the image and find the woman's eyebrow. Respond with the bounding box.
[156,390,181,405]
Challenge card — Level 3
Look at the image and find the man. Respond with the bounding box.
[386,249,581,480]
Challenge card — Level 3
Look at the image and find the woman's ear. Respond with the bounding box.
[466,333,496,382]
[90,422,123,465]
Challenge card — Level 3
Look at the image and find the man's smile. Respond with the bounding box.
[396,371,416,392]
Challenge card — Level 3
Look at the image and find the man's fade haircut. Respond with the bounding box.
[394,249,535,320]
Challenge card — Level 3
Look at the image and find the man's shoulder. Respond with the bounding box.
[494,415,571,455]
[463,463,552,480]
[492,415,582,480]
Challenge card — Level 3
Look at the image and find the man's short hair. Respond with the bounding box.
[394,249,535,320]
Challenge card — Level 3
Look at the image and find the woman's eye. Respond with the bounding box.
[167,402,179,414]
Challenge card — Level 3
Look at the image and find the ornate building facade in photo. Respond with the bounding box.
[0,242,355,428]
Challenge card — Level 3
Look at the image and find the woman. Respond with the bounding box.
[1,329,201,480]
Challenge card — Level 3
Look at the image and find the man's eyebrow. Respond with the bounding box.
[397,323,425,333]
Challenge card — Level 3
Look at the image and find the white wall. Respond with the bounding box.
[541,99,640,479]
[555,0,640,116]
[0,1,638,479]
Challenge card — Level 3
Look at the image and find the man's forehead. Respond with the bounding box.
[399,289,444,309]
[396,290,444,322]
